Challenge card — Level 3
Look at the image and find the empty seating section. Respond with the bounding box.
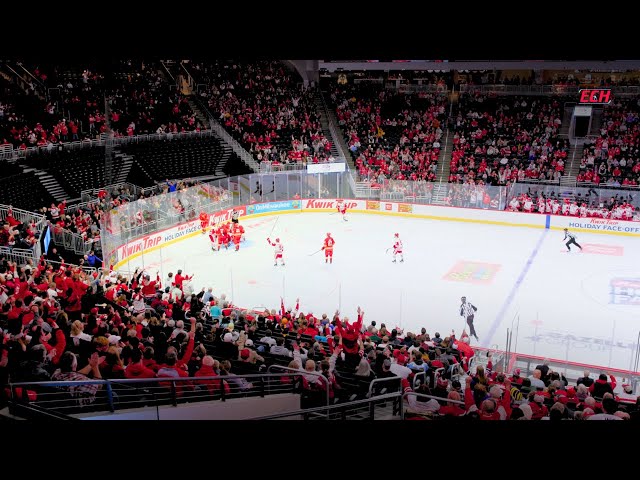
[576,98,640,186]
[328,83,447,182]
[0,172,56,211]
[120,137,227,181]
[191,61,333,165]
[22,146,113,199]
[450,94,568,185]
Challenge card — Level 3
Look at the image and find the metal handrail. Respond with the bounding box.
[267,365,330,406]
[250,391,403,420]
[367,375,402,398]
[402,391,465,418]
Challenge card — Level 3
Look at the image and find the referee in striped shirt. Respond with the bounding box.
[460,296,479,341]
[563,228,583,252]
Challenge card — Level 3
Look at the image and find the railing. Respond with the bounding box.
[353,78,384,84]
[0,246,39,266]
[0,204,46,262]
[471,345,640,395]
[376,180,508,210]
[258,162,310,173]
[6,372,310,420]
[79,182,143,204]
[250,392,403,420]
[459,84,640,96]
[317,90,350,164]
[267,365,330,407]
[0,129,216,163]
[389,84,449,94]
[367,376,403,398]
[49,221,99,255]
[402,391,465,419]
[191,95,260,172]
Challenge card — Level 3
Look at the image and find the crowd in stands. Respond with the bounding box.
[450,93,569,188]
[576,98,640,186]
[0,61,202,151]
[0,207,40,249]
[1,244,638,420]
[507,188,640,220]
[550,74,640,87]
[329,83,447,183]
[107,60,203,136]
[192,60,335,166]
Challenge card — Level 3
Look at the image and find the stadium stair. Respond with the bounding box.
[318,89,357,171]
[33,170,70,202]
[313,90,342,159]
[437,126,453,182]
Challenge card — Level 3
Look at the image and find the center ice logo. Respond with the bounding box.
[443,261,501,285]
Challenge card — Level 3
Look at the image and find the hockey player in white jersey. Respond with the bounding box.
[391,233,404,263]
[267,237,285,266]
[337,202,348,221]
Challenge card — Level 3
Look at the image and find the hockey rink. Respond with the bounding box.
[122,211,640,373]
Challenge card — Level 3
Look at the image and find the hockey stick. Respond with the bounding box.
[385,247,392,254]
[308,248,323,256]
[267,216,280,239]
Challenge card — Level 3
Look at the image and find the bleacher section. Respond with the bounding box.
[0,172,56,211]
[120,136,233,181]
[328,83,447,182]
[23,146,117,199]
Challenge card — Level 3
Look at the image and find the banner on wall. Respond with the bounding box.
[398,203,413,213]
[304,199,360,210]
[560,217,640,234]
[306,163,346,174]
[246,200,300,215]
[209,206,246,226]
[366,201,380,211]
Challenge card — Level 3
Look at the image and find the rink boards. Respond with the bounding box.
[111,198,640,269]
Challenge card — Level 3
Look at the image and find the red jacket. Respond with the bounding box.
[173,273,192,289]
[125,363,157,379]
[438,404,466,417]
[334,312,363,354]
[141,276,160,296]
[589,375,616,394]
[194,365,228,395]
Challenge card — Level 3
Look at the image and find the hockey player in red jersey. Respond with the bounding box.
[232,223,244,251]
[199,211,209,234]
[392,233,404,263]
[267,237,285,266]
[322,232,335,264]
[216,227,229,250]
[337,202,348,221]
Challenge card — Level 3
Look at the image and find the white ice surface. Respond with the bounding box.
[122,212,640,372]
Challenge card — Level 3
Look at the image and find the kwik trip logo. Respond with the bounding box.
[579,88,612,105]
